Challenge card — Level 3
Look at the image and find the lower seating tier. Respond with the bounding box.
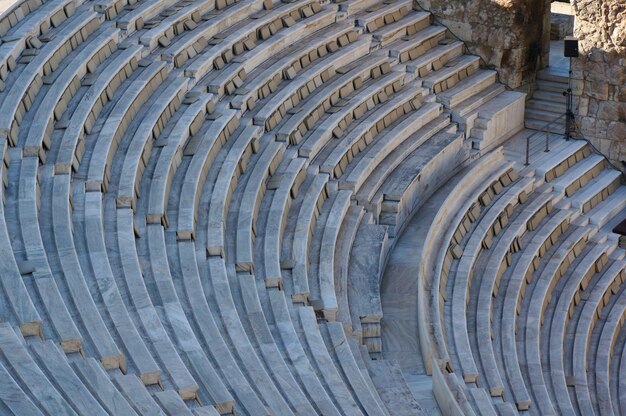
[3,1,616,415]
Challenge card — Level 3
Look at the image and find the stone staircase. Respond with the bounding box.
[524,68,568,133]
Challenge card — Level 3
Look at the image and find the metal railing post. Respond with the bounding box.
[525,135,530,166]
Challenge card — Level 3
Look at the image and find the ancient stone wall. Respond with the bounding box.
[413,0,551,89]
[571,0,626,169]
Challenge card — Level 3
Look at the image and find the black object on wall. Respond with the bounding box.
[564,36,579,58]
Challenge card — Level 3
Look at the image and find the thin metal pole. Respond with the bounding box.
[525,134,530,166]
[545,129,550,152]
[565,56,573,140]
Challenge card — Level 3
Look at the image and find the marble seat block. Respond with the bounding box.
[178,109,239,240]
[235,141,285,275]
[56,45,142,174]
[0,11,100,146]
[119,77,191,212]
[87,61,168,192]
[254,38,371,129]
[205,122,261,253]
[264,156,307,286]
[143,83,209,225]
[0,360,45,416]
[24,28,119,160]
[309,189,351,319]
[373,11,430,46]
[0,323,78,415]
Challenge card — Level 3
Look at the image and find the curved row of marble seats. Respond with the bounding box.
[0,359,45,415]
[0,322,191,415]
[23,27,119,161]
[304,189,352,320]
[386,22,445,61]
[135,116,256,406]
[175,241,265,414]
[0,0,44,37]
[275,52,391,144]
[92,0,135,20]
[141,219,233,404]
[117,79,200,212]
[355,0,410,33]
[229,21,358,113]
[200,120,258,246]
[495,145,619,411]
[0,3,380,416]
[0,322,94,415]
[446,166,528,383]
[287,173,329,303]
[225,267,320,414]
[333,0,379,16]
[430,155,577,413]
[262,155,307,287]
[56,55,211,390]
[449,143,622,412]
[321,320,390,414]
[0,0,76,88]
[142,92,214,221]
[175,109,240,242]
[17,23,154,376]
[546,240,616,414]
[300,301,386,414]
[203,256,302,415]
[85,61,169,193]
[483,191,560,412]
[614,298,626,414]
[253,35,367,132]
[173,122,376,412]
[51,170,158,376]
[475,199,572,406]
[411,148,521,411]
[160,0,264,69]
[205,5,337,98]
[182,0,324,80]
[112,104,241,408]
[31,339,124,416]
[517,217,591,413]
[261,282,363,414]
[234,139,285,275]
[0,10,100,146]
[374,130,465,238]
[453,193,561,408]
[317,83,425,178]
[594,275,626,416]
[340,98,446,196]
[572,256,626,414]
[0,138,41,337]
[353,114,453,219]
[420,53,480,95]
[571,168,622,214]
[4,155,82,353]
[105,96,236,402]
[55,45,142,174]
[369,9,431,47]
[116,0,178,34]
[169,133,287,412]
[297,62,406,159]
[228,158,356,414]
[138,0,213,50]
[333,203,365,329]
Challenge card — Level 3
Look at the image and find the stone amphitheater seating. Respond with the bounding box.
[0,0,624,414]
